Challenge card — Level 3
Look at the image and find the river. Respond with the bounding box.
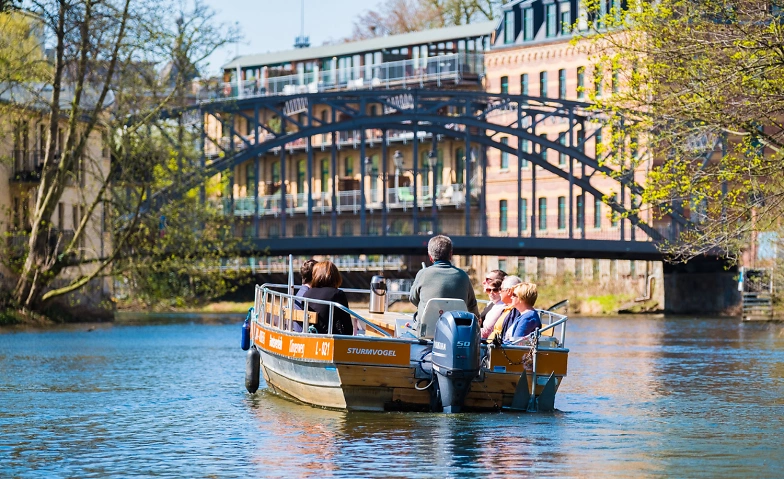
[1,314,782,478]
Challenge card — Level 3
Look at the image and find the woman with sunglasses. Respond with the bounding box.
[479,269,507,322]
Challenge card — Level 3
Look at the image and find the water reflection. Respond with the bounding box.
[0,316,782,478]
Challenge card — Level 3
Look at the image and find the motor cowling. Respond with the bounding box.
[431,311,480,413]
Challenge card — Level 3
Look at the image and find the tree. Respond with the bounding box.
[579,0,784,261]
[349,0,506,40]
[0,1,238,315]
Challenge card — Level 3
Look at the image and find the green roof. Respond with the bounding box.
[223,21,495,70]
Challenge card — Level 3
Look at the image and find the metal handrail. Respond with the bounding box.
[256,284,392,337]
[509,311,568,348]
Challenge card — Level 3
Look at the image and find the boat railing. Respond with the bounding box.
[255,284,393,337]
[510,310,568,348]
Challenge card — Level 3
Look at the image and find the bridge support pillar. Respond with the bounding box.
[663,259,740,315]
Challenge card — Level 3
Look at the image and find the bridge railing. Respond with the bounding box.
[217,53,485,100]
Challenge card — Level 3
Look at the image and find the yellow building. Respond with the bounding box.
[0,108,111,304]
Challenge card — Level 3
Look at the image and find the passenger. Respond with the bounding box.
[504,282,542,343]
[479,269,507,322]
[294,259,317,311]
[302,261,354,335]
[479,278,505,338]
[486,276,522,341]
[410,235,480,319]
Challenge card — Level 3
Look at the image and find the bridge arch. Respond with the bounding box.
[149,89,681,250]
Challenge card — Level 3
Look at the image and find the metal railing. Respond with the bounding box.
[219,53,484,100]
[254,284,394,337]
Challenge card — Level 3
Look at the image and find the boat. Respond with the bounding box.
[241,259,570,413]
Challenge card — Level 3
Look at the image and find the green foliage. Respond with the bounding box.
[578,0,784,260]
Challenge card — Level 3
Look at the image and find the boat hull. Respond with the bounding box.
[252,322,568,412]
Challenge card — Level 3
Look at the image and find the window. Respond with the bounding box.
[500,75,509,94]
[455,148,465,184]
[341,221,354,236]
[521,139,530,167]
[504,10,515,44]
[538,198,547,230]
[576,194,584,228]
[594,195,602,228]
[577,129,585,153]
[578,1,588,31]
[520,73,529,95]
[577,66,585,99]
[540,71,548,97]
[500,137,509,169]
[595,129,603,157]
[612,68,619,93]
[558,69,567,99]
[546,3,557,37]
[269,224,280,238]
[500,200,508,232]
[294,223,306,236]
[523,8,534,40]
[271,161,280,184]
[320,159,329,193]
[297,160,306,194]
[560,3,571,34]
[521,198,528,231]
[319,223,330,236]
[558,133,567,165]
[610,194,619,226]
[557,196,566,229]
[594,65,603,97]
[344,156,353,176]
[539,133,548,161]
[246,163,256,196]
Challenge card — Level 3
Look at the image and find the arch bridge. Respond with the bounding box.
[152,89,687,259]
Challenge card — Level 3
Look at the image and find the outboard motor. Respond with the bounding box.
[431,311,480,413]
[369,275,387,313]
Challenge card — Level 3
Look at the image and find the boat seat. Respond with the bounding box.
[418,298,468,339]
[283,308,318,325]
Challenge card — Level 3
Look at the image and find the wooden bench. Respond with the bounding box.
[263,302,318,326]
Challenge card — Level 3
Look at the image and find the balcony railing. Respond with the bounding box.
[217,53,484,100]
[221,183,474,217]
[11,150,45,182]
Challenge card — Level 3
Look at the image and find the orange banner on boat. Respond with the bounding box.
[252,324,411,365]
[333,339,411,366]
[253,324,335,362]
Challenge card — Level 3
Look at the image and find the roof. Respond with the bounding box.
[223,21,496,70]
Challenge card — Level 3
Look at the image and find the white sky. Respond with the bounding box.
[202,0,384,75]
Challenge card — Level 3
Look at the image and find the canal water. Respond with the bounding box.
[1,315,782,478]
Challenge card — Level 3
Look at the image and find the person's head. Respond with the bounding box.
[499,275,522,304]
[300,259,317,286]
[311,261,343,289]
[482,269,507,288]
[427,235,453,263]
[512,282,538,311]
[484,278,503,302]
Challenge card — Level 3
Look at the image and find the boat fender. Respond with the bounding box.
[245,347,261,394]
[241,308,253,351]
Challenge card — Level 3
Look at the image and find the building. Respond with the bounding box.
[210,22,495,239]
[0,103,111,306]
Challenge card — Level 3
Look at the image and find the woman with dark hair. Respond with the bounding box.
[302,261,353,335]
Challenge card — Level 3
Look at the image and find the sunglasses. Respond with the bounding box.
[484,287,499,293]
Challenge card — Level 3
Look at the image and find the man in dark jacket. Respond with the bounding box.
[410,235,479,319]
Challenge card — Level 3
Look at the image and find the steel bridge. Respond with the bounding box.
[149,89,688,259]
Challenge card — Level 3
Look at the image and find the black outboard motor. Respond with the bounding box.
[431,311,480,413]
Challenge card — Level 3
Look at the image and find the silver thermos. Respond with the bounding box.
[369,275,387,313]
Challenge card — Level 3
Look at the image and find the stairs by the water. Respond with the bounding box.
[742,292,774,321]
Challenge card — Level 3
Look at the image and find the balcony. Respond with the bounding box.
[218,53,484,100]
[6,228,75,258]
[10,150,45,183]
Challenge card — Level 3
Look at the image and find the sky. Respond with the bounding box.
[203,0,384,76]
